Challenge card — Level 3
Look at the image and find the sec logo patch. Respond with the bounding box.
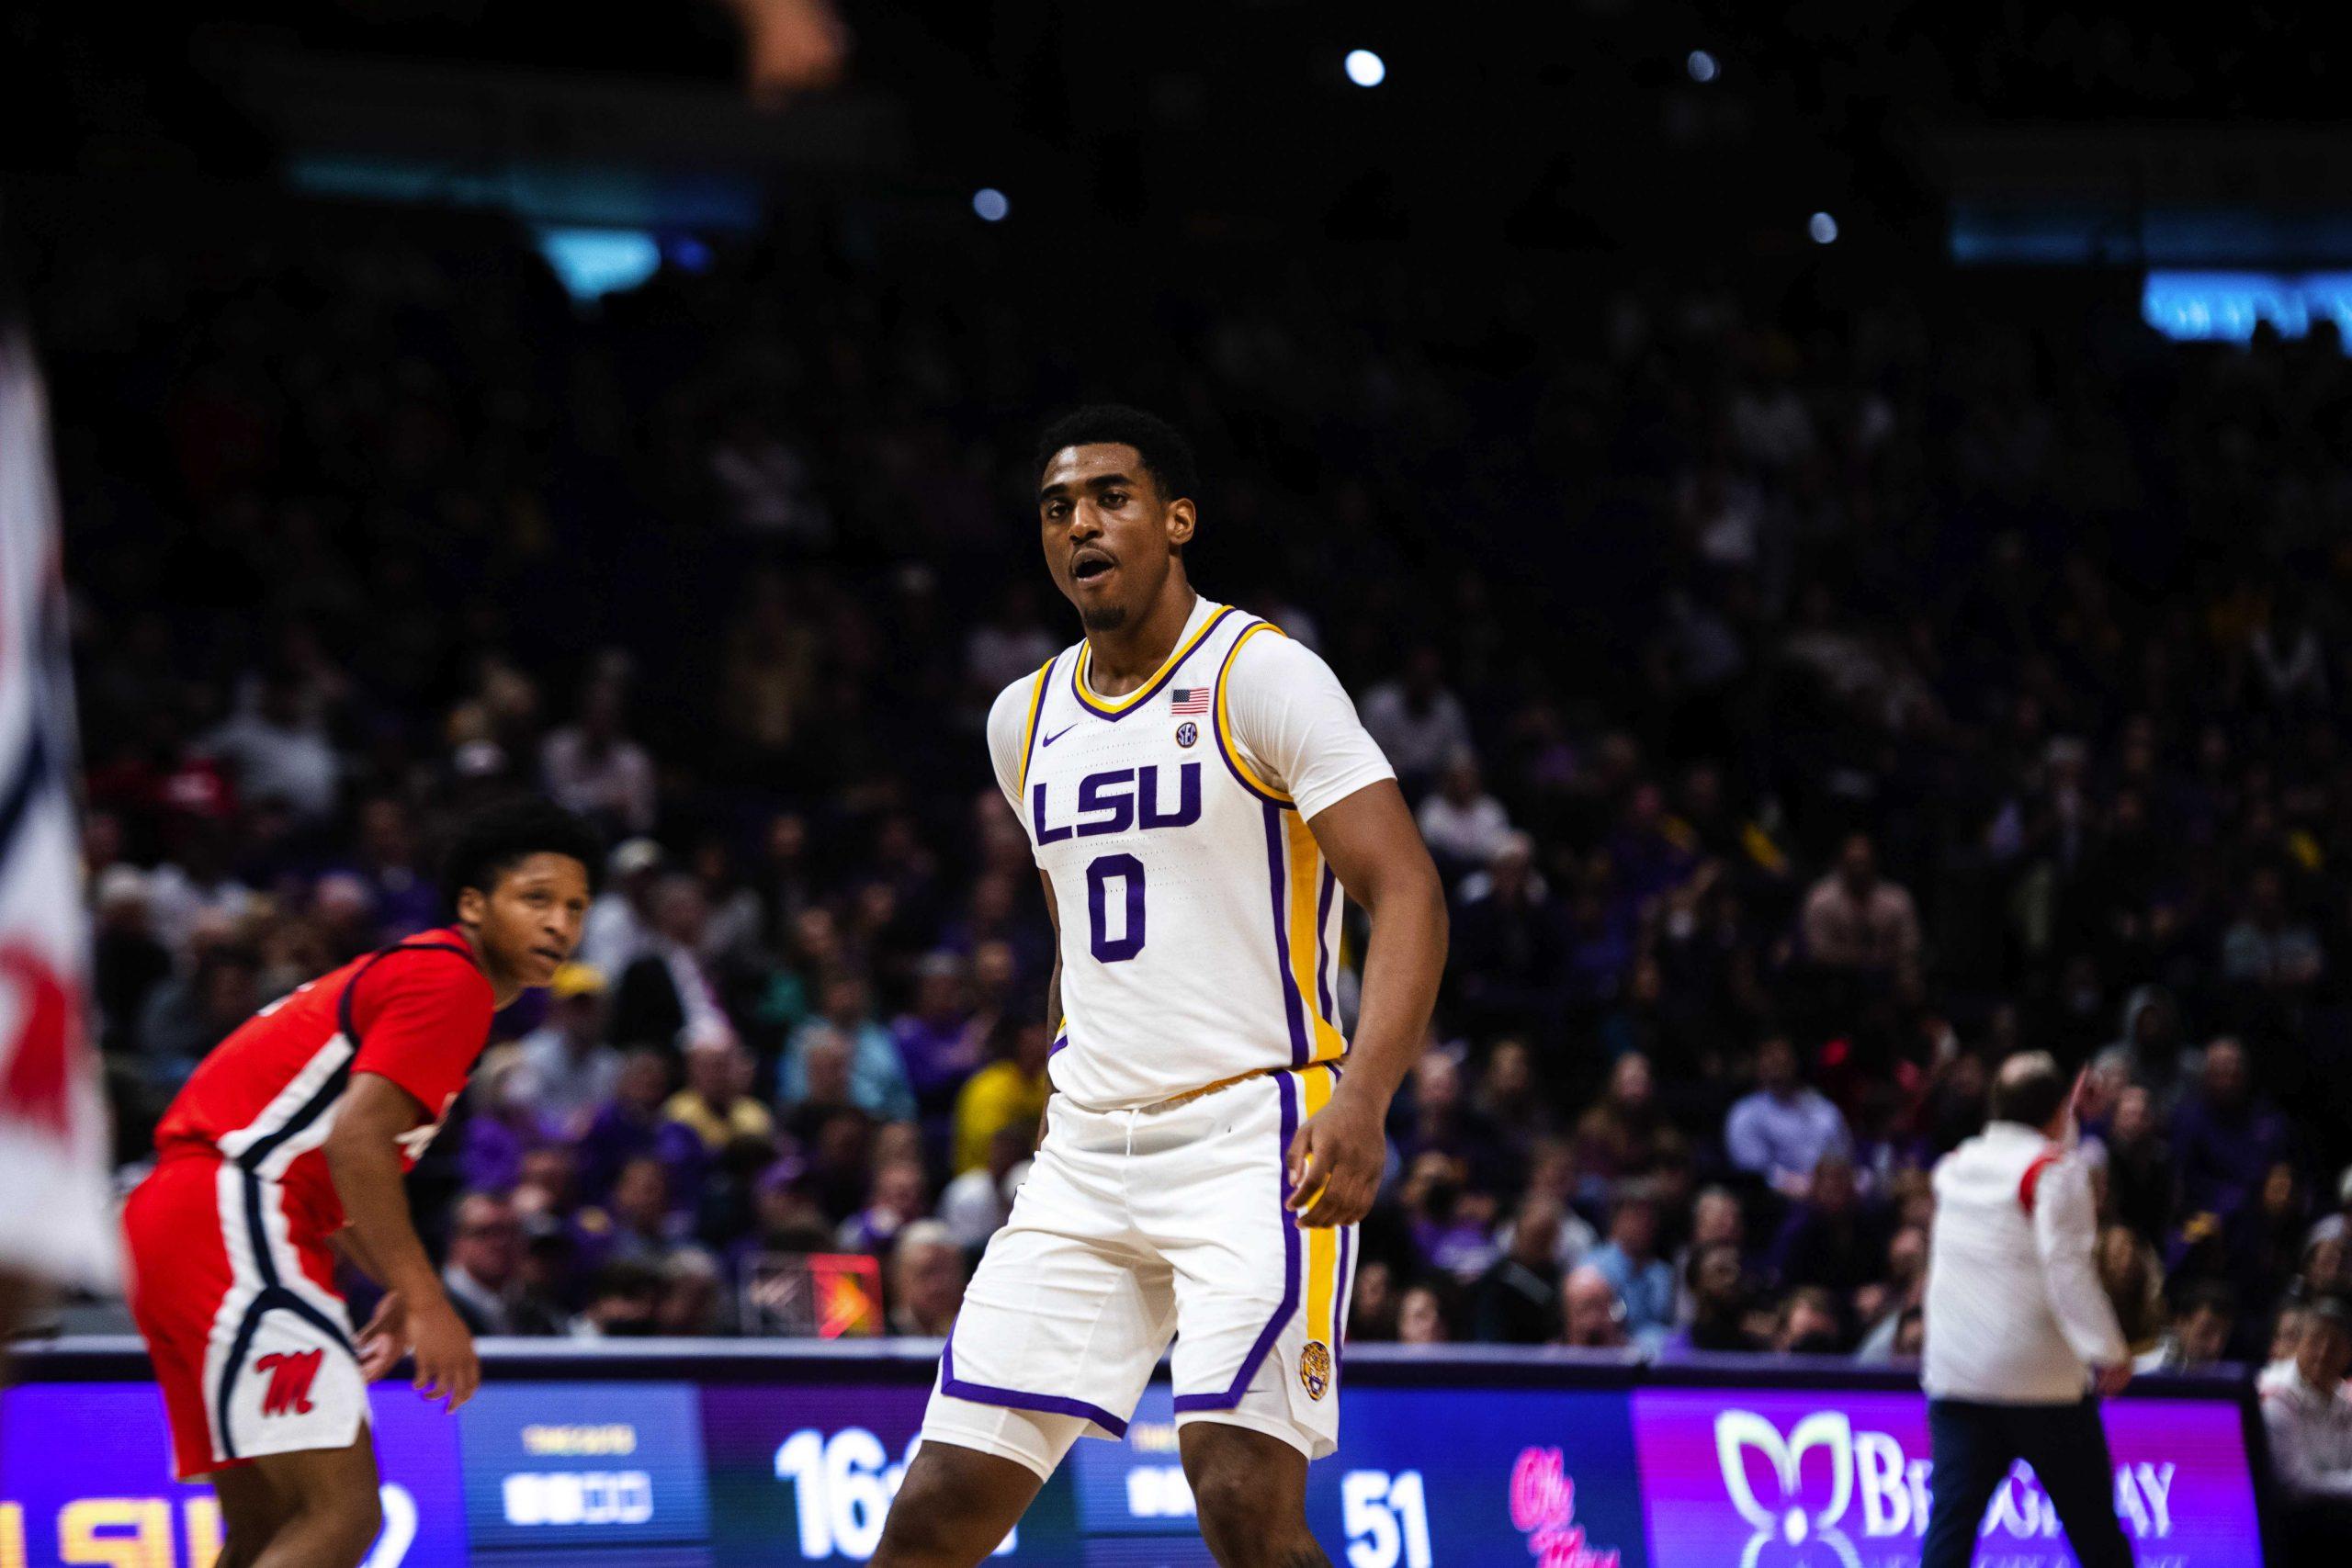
[1299,1339,1332,1401]
[1174,721,1198,748]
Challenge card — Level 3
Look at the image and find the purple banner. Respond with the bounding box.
[1631,1390,2261,1568]
[0,1382,467,1568]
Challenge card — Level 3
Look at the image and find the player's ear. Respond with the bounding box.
[455,886,487,925]
[1165,497,1196,552]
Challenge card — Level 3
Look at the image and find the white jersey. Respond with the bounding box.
[986,596,1395,1111]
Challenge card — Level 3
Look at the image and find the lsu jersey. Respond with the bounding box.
[986,597,1395,1110]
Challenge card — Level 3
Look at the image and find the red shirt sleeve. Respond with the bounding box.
[347,949,496,1123]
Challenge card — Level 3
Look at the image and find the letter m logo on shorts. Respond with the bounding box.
[255,1349,325,1416]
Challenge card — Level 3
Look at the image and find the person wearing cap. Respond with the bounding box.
[1920,1051,2133,1568]
[2258,1292,2352,1551]
[579,837,666,977]
[514,963,619,1133]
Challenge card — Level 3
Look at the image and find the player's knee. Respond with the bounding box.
[305,1483,383,1568]
[873,1451,1010,1565]
[875,1484,959,1560]
[1190,1461,1304,1558]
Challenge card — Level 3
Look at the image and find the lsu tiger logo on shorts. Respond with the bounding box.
[1298,1339,1332,1402]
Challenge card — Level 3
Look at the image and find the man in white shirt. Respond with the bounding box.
[1920,1052,2132,1568]
[1414,751,1512,874]
[2259,1292,2352,1549]
[1357,645,1472,794]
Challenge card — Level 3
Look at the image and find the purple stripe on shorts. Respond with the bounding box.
[1048,1032,1069,1055]
[1314,863,1336,1028]
[1172,1070,1302,1414]
[1334,1223,1354,1379]
[939,1337,1130,1437]
[1263,805,1310,1067]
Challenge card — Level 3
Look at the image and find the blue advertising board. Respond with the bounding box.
[0,1345,2267,1567]
[458,1382,708,1553]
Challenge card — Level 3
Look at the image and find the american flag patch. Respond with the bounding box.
[1170,687,1210,714]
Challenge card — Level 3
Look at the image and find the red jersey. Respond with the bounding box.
[153,929,496,1241]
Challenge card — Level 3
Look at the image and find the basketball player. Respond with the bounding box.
[874,407,1449,1568]
[120,800,599,1568]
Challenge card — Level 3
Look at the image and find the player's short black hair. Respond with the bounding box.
[440,798,603,915]
[1035,404,1200,505]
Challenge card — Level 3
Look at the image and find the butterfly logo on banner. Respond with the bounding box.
[1713,1410,1864,1568]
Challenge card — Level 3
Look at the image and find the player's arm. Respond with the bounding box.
[1288,779,1448,1228]
[323,1071,481,1409]
[330,1224,384,1280]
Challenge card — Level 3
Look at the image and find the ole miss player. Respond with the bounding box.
[121,800,599,1567]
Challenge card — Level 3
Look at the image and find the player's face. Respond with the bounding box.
[471,852,592,989]
[1038,443,1195,631]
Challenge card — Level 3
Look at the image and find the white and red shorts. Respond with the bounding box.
[123,1153,367,1480]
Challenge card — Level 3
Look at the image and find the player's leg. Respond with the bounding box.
[1156,1068,1352,1557]
[1918,1399,2018,1568]
[237,1427,384,1568]
[1181,1423,1328,1568]
[207,1462,293,1568]
[886,1093,1170,1559]
[871,1441,1045,1568]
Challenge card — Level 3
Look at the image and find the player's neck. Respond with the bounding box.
[453,924,525,1009]
[1082,579,1199,694]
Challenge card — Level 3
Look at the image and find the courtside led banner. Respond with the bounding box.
[1632,1388,2261,1568]
[0,1382,466,1568]
[0,1359,2264,1566]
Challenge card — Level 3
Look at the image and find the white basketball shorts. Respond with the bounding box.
[921,1061,1356,1480]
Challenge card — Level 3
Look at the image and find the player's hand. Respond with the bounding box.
[2094,1361,2133,1399]
[1286,1082,1386,1229]
[407,1292,481,1413]
[355,1291,408,1381]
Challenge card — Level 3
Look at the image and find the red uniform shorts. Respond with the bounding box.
[123,1152,367,1479]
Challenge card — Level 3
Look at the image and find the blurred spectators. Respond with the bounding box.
[2260,1293,2352,1551]
[1559,1266,1628,1350]
[1586,1185,1674,1348]
[888,1220,967,1337]
[514,964,620,1133]
[1470,1193,1566,1346]
[33,193,2352,1363]
[1724,1036,1853,1198]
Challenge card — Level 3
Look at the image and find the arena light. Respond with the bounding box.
[534,227,661,301]
[972,187,1011,222]
[1344,49,1386,88]
[1687,50,1718,83]
[2143,270,2352,345]
[1809,211,1839,245]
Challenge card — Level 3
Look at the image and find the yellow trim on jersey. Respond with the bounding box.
[1214,621,1294,804]
[1072,609,1227,716]
[1015,656,1056,793]
[1283,815,1347,1062]
[1298,1064,1344,1354]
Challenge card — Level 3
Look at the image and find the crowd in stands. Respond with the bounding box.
[28,196,2352,1409]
